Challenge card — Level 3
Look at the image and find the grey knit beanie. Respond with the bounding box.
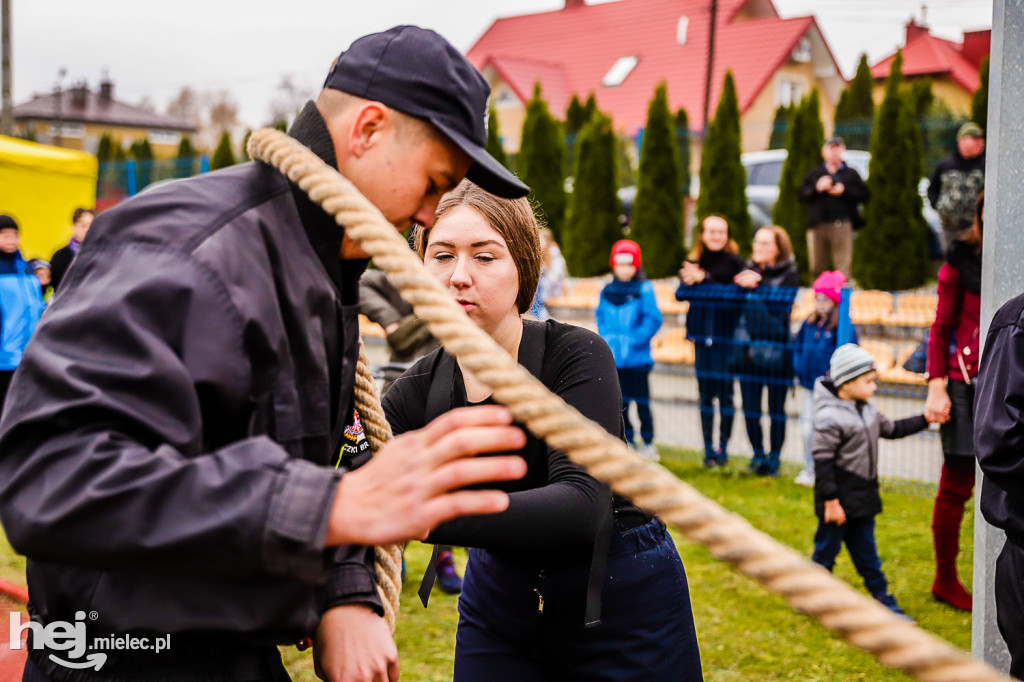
[830,343,876,387]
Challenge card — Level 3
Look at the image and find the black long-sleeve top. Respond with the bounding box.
[383,319,642,567]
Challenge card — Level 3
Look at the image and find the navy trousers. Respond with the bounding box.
[811,516,889,598]
[453,519,703,681]
[617,367,654,445]
[739,376,788,456]
[694,345,734,453]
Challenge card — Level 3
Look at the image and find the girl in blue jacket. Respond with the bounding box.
[596,240,663,460]
[792,270,855,485]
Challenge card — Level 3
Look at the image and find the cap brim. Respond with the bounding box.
[431,120,530,199]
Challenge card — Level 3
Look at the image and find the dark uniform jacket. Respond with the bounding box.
[0,103,380,677]
[975,292,1024,547]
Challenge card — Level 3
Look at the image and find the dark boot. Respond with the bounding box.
[758,451,781,477]
[931,464,974,611]
[748,450,766,473]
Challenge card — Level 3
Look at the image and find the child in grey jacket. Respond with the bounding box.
[811,344,931,616]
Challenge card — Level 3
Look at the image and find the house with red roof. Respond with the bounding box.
[466,0,845,157]
[871,21,989,116]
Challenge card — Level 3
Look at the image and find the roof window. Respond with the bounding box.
[602,56,638,87]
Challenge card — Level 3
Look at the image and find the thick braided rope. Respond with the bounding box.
[352,340,403,632]
[250,128,1009,682]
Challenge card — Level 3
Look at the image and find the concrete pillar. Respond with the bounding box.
[973,0,1022,671]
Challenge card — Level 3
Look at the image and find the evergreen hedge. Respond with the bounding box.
[96,134,115,163]
[519,85,567,240]
[563,112,621,277]
[211,131,236,170]
[485,106,508,170]
[768,104,794,149]
[631,83,684,278]
[176,136,198,176]
[675,108,692,198]
[695,71,751,255]
[971,56,989,131]
[773,90,824,284]
[834,55,875,151]
[853,53,929,290]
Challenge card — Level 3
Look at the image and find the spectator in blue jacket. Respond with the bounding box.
[596,239,663,460]
[0,215,47,414]
[792,270,854,486]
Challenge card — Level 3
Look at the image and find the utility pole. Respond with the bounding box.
[701,0,718,135]
[1,0,12,136]
[52,67,65,147]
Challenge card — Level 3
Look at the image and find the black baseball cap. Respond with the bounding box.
[324,26,529,199]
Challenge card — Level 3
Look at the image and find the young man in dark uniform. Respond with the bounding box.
[0,26,528,682]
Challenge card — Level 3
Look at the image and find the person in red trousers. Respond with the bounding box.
[924,191,984,611]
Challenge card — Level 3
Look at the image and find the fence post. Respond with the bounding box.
[837,286,854,346]
[125,160,137,197]
[200,155,210,174]
[974,0,1021,671]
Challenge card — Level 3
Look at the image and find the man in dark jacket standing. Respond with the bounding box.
[798,136,869,279]
[0,26,529,682]
[48,207,94,293]
[975,291,1024,678]
[928,122,985,252]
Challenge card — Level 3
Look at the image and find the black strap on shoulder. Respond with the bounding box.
[418,319,609,625]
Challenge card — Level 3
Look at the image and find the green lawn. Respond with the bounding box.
[1,447,972,680]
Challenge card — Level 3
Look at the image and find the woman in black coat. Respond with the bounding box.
[676,214,747,467]
[734,226,800,476]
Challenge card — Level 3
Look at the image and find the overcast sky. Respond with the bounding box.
[8,0,994,129]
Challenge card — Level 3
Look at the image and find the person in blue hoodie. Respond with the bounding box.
[0,215,47,414]
[596,239,663,460]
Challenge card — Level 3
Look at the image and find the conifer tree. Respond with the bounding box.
[129,139,154,190]
[563,112,621,277]
[565,94,587,136]
[773,90,824,283]
[519,84,567,240]
[853,53,929,289]
[239,130,252,162]
[675,108,692,197]
[485,106,508,170]
[768,104,794,149]
[175,136,198,176]
[113,140,127,162]
[210,131,237,170]
[695,71,751,255]
[631,83,684,278]
[834,55,875,150]
[584,94,597,123]
[971,56,989,131]
[564,94,587,175]
[96,134,115,163]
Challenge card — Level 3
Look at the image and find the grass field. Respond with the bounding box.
[1,447,973,680]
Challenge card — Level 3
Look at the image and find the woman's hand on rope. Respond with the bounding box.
[925,378,952,425]
[824,499,846,525]
[326,406,527,547]
[314,605,399,682]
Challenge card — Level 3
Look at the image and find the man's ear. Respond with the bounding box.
[347,102,391,159]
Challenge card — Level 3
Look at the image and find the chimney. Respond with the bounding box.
[961,29,991,68]
[69,81,88,109]
[565,0,585,7]
[99,77,114,103]
[905,19,928,44]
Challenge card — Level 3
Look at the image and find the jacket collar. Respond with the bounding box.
[287,101,368,303]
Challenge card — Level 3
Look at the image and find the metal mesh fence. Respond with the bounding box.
[535,279,942,494]
[96,156,208,210]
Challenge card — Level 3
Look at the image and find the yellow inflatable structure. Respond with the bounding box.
[0,135,97,261]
